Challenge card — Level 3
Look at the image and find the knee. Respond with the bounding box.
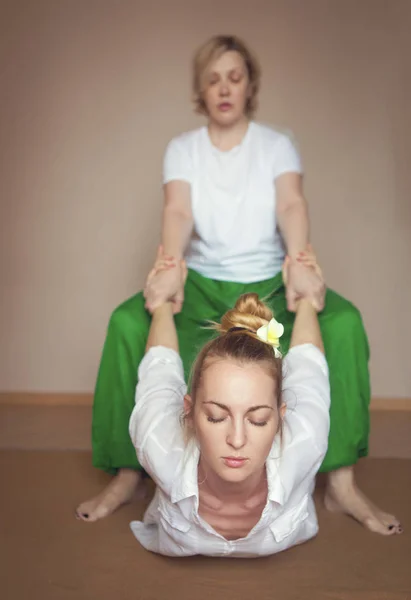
[325,294,369,349]
[336,300,363,329]
[108,293,148,335]
[339,300,364,328]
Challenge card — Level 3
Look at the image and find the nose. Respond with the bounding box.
[226,420,246,450]
[218,80,230,97]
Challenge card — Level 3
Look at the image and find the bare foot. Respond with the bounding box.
[76,469,143,522]
[324,466,403,536]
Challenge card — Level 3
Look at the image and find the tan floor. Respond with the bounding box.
[0,451,410,600]
[1,407,410,598]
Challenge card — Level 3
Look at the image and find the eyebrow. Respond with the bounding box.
[202,401,274,412]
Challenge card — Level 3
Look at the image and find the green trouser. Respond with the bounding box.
[92,269,370,474]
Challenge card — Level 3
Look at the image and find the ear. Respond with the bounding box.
[279,402,286,421]
[184,394,194,420]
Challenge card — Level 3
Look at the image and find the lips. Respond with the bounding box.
[223,457,248,468]
[218,102,232,112]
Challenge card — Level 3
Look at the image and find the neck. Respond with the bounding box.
[207,116,250,152]
[198,458,266,503]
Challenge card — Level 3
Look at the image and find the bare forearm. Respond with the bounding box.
[146,303,179,353]
[290,298,324,353]
[161,206,193,260]
[277,199,310,258]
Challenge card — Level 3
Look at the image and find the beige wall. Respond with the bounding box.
[1,0,410,396]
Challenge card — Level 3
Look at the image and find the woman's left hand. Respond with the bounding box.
[145,246,188,315]
[283,245,326,312]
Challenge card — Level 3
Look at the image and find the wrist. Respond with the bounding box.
[286,241,311,260]
[152,302,174,318]
[161,244,184,261]
[295,297,317,313]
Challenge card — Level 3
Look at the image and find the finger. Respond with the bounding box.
[306,243,317,261]
[314,297,324,312]
[286,288,298,312]
[297,256,316,266]
[312,286,325,312]
[160,257,176,265]
[149,264,175,283]
[156,245,176,264]
[297,252,315,263]
[146,297,161,314]
[298,246,317,263]
[287,298,297,312]
[174,289,184,306]
[145,270,155,286]
[172,300,183,315]
[153,257,176,268]
[153,261,175,273]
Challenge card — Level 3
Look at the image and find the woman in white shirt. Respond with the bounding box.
[129,253,330,557]
[77,35,401,535]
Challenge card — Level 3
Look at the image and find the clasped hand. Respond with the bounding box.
[144,244,325,316]
[143,246,187,314]
[283,245,326,312]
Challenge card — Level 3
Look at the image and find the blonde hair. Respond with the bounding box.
[184,293,283,438]
[192,35,261,118]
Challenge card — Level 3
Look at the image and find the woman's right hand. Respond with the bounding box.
[282,245,325,312]
[144,246,187,314]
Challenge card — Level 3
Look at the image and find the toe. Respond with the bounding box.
[364,516,395,536]
[75,510,91,522]
[385,523,400,536]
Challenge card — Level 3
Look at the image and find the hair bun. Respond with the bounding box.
[218,293,273,335]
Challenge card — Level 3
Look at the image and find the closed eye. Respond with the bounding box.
[207,416,268,427]
[207,416,226,423]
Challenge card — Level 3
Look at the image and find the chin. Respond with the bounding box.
[217,466,252,484]
[211,111,242,128]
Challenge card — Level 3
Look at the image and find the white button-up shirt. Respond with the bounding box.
[129,343,330,558]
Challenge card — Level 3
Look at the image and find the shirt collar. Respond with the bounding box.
[266,437,285,505]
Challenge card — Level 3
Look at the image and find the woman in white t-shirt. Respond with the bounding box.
[127,251,330,557]
[77,35,401,536]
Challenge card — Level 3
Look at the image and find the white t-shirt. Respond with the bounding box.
[129,344,330,558]
[163,122,303,283]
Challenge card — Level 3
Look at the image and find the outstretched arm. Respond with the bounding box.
[283,252,324,353]
[143,182,193,315]
[280,251,330,479]
[146,302,179,354]
[144,248,187,353]
[276,173,325,312]
[290,299,324,354]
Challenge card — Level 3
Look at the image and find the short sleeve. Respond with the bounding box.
[272,134,303,180]
[163,137,193,185]
[129,346,187,487]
